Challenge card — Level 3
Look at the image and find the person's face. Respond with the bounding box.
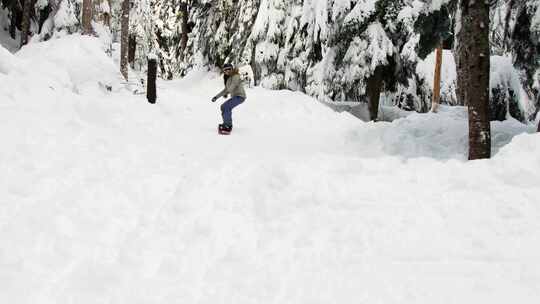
[224,68,232,75]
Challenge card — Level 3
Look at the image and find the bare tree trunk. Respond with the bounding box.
[457,0,491,160]
[9,0,17,39]
[120,0,130,80]
[431,43,443,112]
[82,0,93,35]
[367,67,383,122]
[20,0,32,47]
[128,34,136,68]
[179,2,189,62]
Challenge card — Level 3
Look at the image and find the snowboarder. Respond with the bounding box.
[211,63,246,135]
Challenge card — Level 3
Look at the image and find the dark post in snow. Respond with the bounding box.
[367,67,383,122]
[147,56,157,104]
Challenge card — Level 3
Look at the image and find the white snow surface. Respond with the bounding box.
[1,36,540,304]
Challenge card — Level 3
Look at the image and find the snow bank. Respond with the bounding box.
[1,36,540,304]
[0,44,21,74]
[16,35,120,94]
[345,105,535,160]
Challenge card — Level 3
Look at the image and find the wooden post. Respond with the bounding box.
[367,67,383,122]
[147,56,157,104]
[431,43,443,112]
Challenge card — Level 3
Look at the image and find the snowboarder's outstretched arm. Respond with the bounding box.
[213,75,240,100]
[214,87,228,99]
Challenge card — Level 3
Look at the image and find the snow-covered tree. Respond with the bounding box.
[184,0,259,75]
[317,0,425,120]
[508,0,540,120]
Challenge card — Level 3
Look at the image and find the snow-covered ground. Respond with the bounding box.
[1,36,540,304]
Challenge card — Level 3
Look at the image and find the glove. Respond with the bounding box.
[211,96,217,102]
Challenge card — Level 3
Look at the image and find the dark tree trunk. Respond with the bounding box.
[120,0,130,80]
[9,0,17,39]
[128,34,136,68]
[367,67,383,122]
[20,0,32,46]
[457,0,491,160]
[179,2,189,61]
[82,0,93,35]
[38,4,51,33]
[251,43,260,86]
[147,57,157,104]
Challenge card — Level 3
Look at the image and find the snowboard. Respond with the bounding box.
[218,125,232,135]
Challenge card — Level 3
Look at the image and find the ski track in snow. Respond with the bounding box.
[1,37,540,303]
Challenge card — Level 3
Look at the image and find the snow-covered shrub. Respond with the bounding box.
[489,56,527,122]
[509,0,540,120]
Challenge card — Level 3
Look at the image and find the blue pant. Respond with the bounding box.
[220,96,245,126]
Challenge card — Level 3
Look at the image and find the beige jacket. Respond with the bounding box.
[214,74,246,99]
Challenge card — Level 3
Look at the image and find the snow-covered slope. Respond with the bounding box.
[1,36,540,304]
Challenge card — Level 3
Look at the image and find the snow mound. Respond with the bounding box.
[16,35,120,94]
[0,44,21,74]
[345,105,535,160]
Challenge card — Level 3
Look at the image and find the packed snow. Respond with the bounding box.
[1,36,540,304]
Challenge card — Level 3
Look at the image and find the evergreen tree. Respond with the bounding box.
[508,0,540,120]
[129,0,155,71]
[150,0,184,79]
[185,0,259,75]
[321,0,423,120]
